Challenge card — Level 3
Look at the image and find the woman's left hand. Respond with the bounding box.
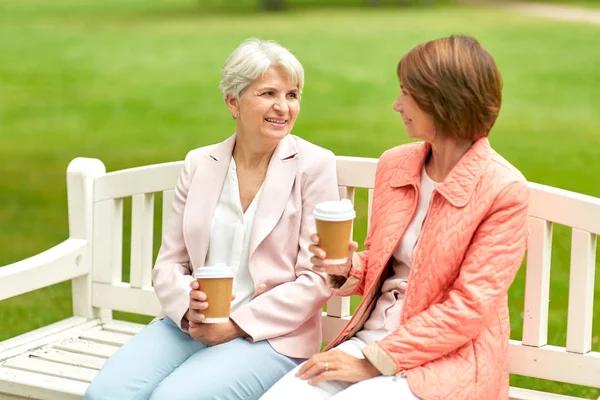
[188,319,245,346]
[296,350,381,385]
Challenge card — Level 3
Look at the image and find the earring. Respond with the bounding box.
[233,112,239,119]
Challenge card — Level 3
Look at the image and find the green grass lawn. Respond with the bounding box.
[1,0,599,396]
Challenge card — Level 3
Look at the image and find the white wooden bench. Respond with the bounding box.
[0,156,599,400]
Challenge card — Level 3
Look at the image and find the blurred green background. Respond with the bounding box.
[1,0,599,397]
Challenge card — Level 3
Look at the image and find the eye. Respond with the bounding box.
[287,92,298,99]
[262,91,274,96]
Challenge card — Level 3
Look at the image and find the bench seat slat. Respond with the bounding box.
[0,366,87,400]
[30,348,106,371]
[54,339,118,359]
[2,355,97,383]
[101,320,146,336]
[79,329,133,347]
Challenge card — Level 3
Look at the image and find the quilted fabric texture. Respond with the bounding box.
[326,138,529,400]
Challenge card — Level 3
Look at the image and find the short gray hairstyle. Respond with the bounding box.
[219,38,304,99]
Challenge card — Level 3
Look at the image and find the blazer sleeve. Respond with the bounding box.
[152,151,196,331]
[230,151,339,342]
[362,180,529,375]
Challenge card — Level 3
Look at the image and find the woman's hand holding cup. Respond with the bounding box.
[309,233,358,277]
[186,280,208,324]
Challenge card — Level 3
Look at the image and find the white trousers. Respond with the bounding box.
[260,331,420,400]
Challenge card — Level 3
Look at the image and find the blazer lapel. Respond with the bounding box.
[249,135,298,258]
[184,135,235,270]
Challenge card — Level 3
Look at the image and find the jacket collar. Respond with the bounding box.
[390,137,493,207]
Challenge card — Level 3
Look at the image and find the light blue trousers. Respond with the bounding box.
[84,317,300,400]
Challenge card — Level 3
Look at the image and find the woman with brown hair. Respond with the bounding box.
[261,35,529,400]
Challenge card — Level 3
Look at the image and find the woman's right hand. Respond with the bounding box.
[186,280,208,324]
[309,234,358,278]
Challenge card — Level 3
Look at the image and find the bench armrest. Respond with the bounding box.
[0,238,88,301]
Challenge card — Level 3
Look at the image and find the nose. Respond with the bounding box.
[393,97,402,113]
[273,95,289,114]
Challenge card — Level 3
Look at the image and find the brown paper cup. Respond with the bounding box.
[195,265,235,323]
[313,200,356,265]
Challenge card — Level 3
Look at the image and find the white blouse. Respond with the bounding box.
[204,158,263,312]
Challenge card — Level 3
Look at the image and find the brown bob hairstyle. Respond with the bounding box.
[397,35,502,141]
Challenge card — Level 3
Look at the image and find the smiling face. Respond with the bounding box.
[227,66,300,143]
[393,86,436,142]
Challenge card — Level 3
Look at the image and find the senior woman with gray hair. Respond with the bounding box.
[84,38,338,400]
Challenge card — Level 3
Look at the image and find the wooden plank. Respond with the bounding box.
[101,320,145,336]
[522,217,552,347]
[321,313,352,344]
[94,161,182,202]
[528,182,600,235]
[30,348,106,371]
[0,392,30,399]
[162,189,175,238]
[566,229,597,354]
[67,158,106,319]
[0,317,89,356]
[0,319,100,363]
[54,339,118,359]
[509,386,587,400]
[3,356,97,383]
[508,341,600,388]
[130,193,154,289]
[0,367,87,400]
[0,239,87,301]
[92,282,160,316]
[92,197,123,314]
[79,329,133,347]
[326,296,351,319]
[336,156,377,189]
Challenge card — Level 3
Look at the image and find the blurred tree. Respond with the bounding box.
[260,0,284,10]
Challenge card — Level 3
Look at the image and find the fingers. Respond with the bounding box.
[309,234,320,244]
[296,356,316,377]
[344,241,358,266]
[310,255,327,267]
[309,371,338,385]
[308,244,326,260]
[190,280,199,290]
[298,360,331,381]
[231,293,236,301]
[190,299,208,311]
[189,290,207,302]
[348,241,358,253]
[186,309,205,324]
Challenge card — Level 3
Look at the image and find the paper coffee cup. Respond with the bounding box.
[194,264,235,323]
[313,199,356,265]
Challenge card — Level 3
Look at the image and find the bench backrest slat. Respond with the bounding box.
[92,199,123,286]
[129,193,155,289]
[566,229,597,354]
[522,217,552,347]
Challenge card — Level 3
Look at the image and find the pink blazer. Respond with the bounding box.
[326,138,529,400]
[152,134,338,359]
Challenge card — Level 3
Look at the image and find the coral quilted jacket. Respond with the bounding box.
[325,138,529,400]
